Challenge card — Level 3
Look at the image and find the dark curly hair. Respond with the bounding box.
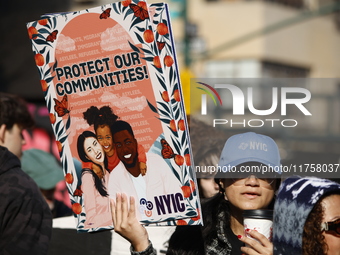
[83,106,118,132]
[302,197,327,255]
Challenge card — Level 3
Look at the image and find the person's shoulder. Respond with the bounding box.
[0,145,21,172]
[81,170,93,180]
[109,161,127,178]
[146,152,167,163]
[146,152,161,158]
[145,153,171,173]
[0,163,40,197]
[0,164,49,214]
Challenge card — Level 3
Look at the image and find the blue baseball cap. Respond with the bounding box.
[218,132,281,174]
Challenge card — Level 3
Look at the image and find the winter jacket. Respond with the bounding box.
[0,146,52,254]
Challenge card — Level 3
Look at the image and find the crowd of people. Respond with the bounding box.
[0,92,339,255]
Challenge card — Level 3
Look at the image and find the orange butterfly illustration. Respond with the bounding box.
[53,95,70,117]
[161,139,175,159]
[157,41,166,51]
[129,3,149,21]
[100,8,111,19]
[46,30,58,42]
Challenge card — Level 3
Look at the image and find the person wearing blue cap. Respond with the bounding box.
[110,132,282,255]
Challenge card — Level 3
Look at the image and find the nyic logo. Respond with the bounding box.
[195,82,312,128]
[139,198,153,217]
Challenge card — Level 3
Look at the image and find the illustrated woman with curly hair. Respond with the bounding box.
[273,176,340,255]
[77,131,113,229]
[83,106,147,177]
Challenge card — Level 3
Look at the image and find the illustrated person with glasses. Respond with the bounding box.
[273,176,340,255]
[111,132,282,255]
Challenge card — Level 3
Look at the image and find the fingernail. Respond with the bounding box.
[237,235,242,239]
[245,228,251,232]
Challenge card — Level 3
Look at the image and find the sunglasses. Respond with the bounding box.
[321,218,340,235]
[231,175,277,187]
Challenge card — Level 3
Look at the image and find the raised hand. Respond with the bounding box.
[111,193,150,252]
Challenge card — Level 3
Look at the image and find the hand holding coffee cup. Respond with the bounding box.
[243,209,273,243]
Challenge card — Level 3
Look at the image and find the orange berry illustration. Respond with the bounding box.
[34,54,44,66]
[49,113,56,124]
[181,185,191,198]
[174,89,181,102]
[153,56,161,69]
[164,55,174,67]
[185,154,191,166]
[56,141,63,153]
[28,26,38,40]
[161,91,170,102]
[40,80,48,91]
[170,119,177,132]
[177,219,188,225]
[143,29,154,43]
[178,119,185,131]
[157,23,168,35]
[121,0,131,7]
[38,19,48,26]
[72,203,82,214]
[175,154,184,166]
[65,173,74,184]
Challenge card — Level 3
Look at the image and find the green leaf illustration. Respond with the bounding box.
[128,41,140,53]
[147,99,158,114]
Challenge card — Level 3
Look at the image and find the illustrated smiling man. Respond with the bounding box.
[108,120,181,221]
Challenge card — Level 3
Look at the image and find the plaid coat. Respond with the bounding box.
[0,146,52,254]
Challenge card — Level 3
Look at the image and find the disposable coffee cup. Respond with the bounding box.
[243,209,273,242]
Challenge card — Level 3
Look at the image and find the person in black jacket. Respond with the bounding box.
[0,92,52,254]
